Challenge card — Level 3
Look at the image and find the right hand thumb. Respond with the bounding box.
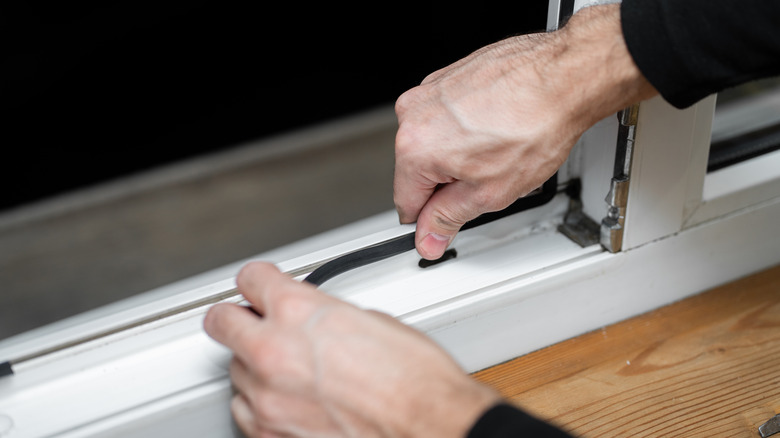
[414,182,485,260]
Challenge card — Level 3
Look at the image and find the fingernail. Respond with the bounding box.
[421,232,451,259]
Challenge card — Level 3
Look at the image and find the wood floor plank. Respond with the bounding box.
[473,265,780,437]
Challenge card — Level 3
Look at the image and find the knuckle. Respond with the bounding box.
[394,124,418,156]
[246,338,283,379]
[394,204,415,225]
[432,208,466,232]
[394,89,415,114]
[421,71,438,84]
[471,186,501,211]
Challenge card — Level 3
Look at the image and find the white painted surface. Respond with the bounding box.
[1,185,778,436]
[711,85,780,142]
[2,74,780,438]
[623,96,715,249]
[546,0,564,30]
[0,211,401,362]
[686,149,780,227]
[577,115,619,223]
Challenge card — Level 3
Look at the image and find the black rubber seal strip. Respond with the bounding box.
[304,233,416,286]
[0,174,558,379]
[304,173,558,286]
[0,361,13,377]
[461,173,557,232]
[708,123,780,172]
[418,248,458,268]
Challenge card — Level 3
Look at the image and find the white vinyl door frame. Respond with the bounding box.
[1,2,780,436]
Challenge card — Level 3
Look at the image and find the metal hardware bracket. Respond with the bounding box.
[760,414,780,438]
[600,104,639,252]
[558,180,600,247]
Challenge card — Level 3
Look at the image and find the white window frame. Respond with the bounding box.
[2,3,780,436]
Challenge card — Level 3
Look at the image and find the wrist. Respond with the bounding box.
[398,377,502,438]
[556,4,657,129]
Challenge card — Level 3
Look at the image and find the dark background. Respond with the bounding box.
[2,1,547,212]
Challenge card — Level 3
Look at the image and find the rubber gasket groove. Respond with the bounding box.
[304,173,558,286]
[304,233,416,286]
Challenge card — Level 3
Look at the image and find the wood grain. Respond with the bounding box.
[473,265,780,437]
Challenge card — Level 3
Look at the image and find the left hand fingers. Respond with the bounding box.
[230,356,339,437]
[229,357,262,406]
[229,359,291,437]
[236,262,327,323]
[231,393,265,438]
[203,302,265,366]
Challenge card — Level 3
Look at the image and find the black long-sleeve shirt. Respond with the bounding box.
[467,404,573,437]
[467,1,779,436]
[621,0,780,108]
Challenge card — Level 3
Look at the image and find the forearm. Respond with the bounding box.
[552,3,657,131]
[393,3,657,260]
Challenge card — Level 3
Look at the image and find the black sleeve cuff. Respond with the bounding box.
[620,0,691,108]
[467,403,573,438]
[621,0,780,109]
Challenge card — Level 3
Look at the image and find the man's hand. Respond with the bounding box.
[394,4,656,259]
[204,262,500,438]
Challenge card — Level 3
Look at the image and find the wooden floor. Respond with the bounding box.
[474,264,780,437]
